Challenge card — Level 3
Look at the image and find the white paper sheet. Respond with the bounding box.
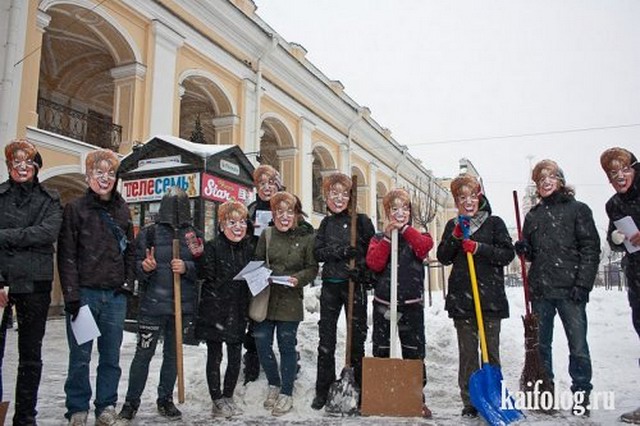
[614,216,640,254]
[233,261,265,280]
[244,267,272,296]
[254,211,273,236]
[71,305,101,345]
[271,276,294,287]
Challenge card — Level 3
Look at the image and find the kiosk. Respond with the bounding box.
[119,135,255,241]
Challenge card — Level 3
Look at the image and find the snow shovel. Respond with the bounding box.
[325,174,360,416]
[172,209,185,404]
[360,229,424,417]
[513,191,552,399]
[462,218,523,425]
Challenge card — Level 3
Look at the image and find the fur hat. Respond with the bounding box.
[600,147,637,174]
[532,159,565,185]
[450,174,482,199]
[5,139,42,170]
[322,173,352,198]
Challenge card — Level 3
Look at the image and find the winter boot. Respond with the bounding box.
[68,411,88,426]
[621,407,640,424]
[311,393,327,410]
[263,386,280,409]
[157,398,182,421]
[461,405,478,418]
[271,394,293,416]
[211,398,233,418]
[222,397,243,416]
[118,402,138,422]
[96,406,120,426]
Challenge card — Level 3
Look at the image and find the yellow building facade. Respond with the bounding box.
[0,0,451,307]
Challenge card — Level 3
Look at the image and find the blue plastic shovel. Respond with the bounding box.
[461,216,523,425]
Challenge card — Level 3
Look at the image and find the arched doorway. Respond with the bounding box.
[311,146,337,215]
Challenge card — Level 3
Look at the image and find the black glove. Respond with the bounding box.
[64,300,82,322]
[342,245,357,259]
[514,240,531,257]
[569,286,589,304]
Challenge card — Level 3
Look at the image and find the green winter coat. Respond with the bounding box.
[255,221,318,322]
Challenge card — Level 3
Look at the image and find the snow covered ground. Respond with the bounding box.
[3,285,638,425]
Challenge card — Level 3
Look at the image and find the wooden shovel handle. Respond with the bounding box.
[345,175,358,367]
[173,238,185,403]
[513,191,531,316]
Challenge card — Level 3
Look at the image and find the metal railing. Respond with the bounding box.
[37,97,122,151]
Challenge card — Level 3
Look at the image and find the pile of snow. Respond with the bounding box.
[3,285,638,425]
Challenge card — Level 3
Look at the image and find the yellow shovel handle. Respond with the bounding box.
[466,252,489,364]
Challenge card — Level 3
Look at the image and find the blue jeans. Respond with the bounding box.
[533,298,592,393]
[125,314,177,407]
[253,320,299,396]
[64,289,127,419]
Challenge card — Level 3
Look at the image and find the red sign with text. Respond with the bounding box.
[201,173,253,203]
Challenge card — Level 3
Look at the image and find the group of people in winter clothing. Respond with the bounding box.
[1,137,639,425]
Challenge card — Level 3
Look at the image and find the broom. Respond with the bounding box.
[512,191,552,401]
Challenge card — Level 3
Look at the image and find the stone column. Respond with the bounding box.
[368,162,378,226]
[212,115,239,145]
[277,147,297,195]
[298,117,315,215]
[110,62,146,151]
[148,20,184,136]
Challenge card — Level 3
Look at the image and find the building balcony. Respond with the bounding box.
[37,97,122,151]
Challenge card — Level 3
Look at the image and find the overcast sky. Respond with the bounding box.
[253,0,640,241]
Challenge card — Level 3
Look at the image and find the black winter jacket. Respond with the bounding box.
[135,223,201,317]
[196,231,254,343]
[58,189,135,303]
[0,179,63,293]
[605,163,640,274]
[314,211,375,284]
[437,206,514,320]
[522,191,601,300]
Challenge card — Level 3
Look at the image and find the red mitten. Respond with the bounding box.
[462,239,478,254]
[185,231,204,258]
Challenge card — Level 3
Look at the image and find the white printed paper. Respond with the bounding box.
[243,267,272,296]
[233,261,265,280]
[254,211,273,236]
[614,216,640,254]
[71,305,101,345]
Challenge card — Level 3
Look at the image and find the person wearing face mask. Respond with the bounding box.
[311,173,375,410]
[436,174,514,418]
[117,188,204,424]
[253,192,318,417]
[58,149,135,426]
[599,148,640,424]
[0,139,62,425]
[365,188,434,418]
[514,159,600,417]
[195,200,254,419]
[243,165,283,384]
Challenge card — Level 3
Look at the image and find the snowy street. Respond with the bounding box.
[3,285,638,425]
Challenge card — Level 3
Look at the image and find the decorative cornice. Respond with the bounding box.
[110,62,147,80]
[152,19,185,50]
[36,10,51,31]
[276,147,298,158]
[211,115,239,127]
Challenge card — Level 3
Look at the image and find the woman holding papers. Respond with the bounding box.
[600,148,640,424]
[196,200,255,418]
[253,191,318,416]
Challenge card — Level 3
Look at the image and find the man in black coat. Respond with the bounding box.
[0,139,63,425]
[516,159,600,417]
[600,147,640,424]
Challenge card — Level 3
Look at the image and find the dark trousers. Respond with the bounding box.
[372,301,426,386]
[315,281,368,398]
[206,340,242,400]
[453,317,501,407]
[4,291,50,425]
